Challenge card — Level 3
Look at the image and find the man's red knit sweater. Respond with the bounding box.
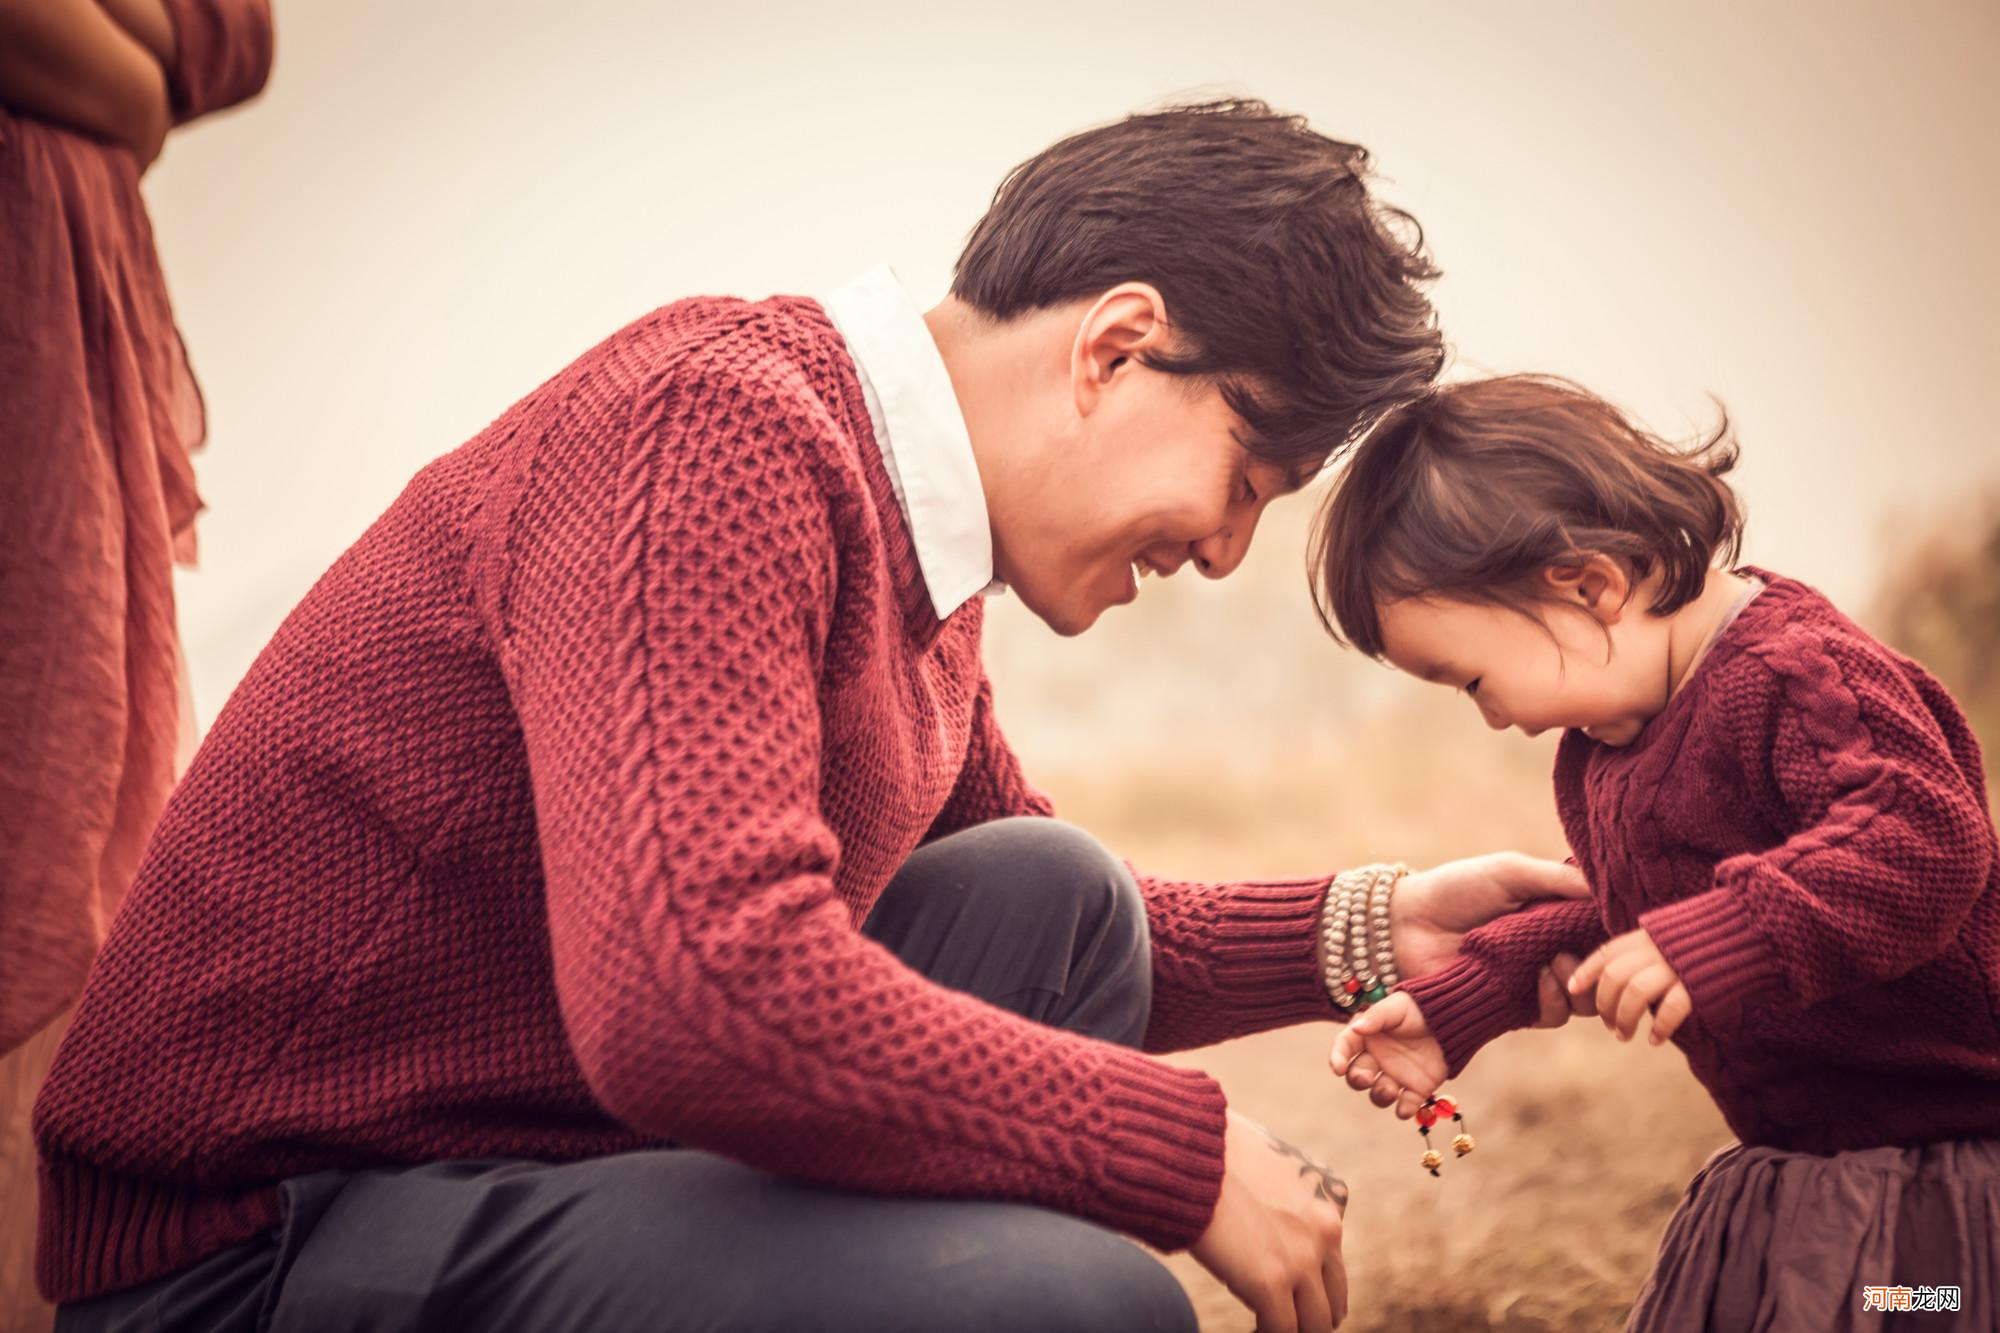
[32,296,1348,1303]
[1399,571,2000,1154]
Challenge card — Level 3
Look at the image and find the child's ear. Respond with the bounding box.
[1542,556,1630,625]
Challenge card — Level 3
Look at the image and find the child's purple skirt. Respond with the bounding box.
[1628,1137,2000,1330]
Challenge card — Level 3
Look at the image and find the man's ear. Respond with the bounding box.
[1542,555,1630,625]
[1071,282,1169,418]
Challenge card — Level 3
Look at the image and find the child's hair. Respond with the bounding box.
[1310,374,1745,655]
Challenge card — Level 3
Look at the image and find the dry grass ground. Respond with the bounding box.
[1036,736,1730,1332]
[1151,1018,1724,1331]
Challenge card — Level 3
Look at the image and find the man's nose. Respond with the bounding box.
[1190,518,1255,579]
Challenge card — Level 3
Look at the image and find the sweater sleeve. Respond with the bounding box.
[928,670,1350,1054]
[1394,898,1610,1078]
[488,354,1227,1254]
[159,0,273,123]
[1640,629,1998,1031]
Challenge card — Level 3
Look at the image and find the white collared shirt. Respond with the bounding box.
[821,265,1005,620]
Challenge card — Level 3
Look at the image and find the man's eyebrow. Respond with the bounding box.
[1264,463,1314,498]
[1235,438,1313,496]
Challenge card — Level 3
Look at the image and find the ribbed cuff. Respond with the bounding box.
[1201,875,1344,1029]
[36,1157,281,1304]
[1395,956,1536,1078]
[1640,885,1786,1033]
[1092,1053,1229,1252]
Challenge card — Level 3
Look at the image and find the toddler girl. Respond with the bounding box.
[1319,374,1999,1330]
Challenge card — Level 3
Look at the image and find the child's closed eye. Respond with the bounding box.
[1463,678,1482,697]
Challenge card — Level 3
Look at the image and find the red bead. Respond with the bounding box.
[1343,977,1362,994]
[1434,1097,1457,1117]
[1416,1105,1438,1128]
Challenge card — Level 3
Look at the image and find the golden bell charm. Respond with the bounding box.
[1453,1133,1475,1157]
[1420,1149,1442,1174]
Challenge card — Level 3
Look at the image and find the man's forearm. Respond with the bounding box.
[0,0,168,160]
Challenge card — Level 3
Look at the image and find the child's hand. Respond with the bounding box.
[1568,928,1692,1045]
[1328,992,1447,1119]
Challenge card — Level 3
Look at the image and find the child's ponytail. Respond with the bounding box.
[1622,401,1745,616]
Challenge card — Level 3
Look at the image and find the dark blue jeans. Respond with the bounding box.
[56,817,1199,1333]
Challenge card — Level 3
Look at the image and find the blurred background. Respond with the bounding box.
[142,1,1996,1327]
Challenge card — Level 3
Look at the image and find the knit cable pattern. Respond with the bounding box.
[1394,571,2000,1152]
[34,294,1347,1302]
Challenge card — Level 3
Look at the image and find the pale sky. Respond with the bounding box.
[149,0,2000,745]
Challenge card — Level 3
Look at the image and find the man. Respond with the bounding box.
[38,99,1590,1332]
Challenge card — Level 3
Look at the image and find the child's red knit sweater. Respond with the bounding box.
[1400,570,2000,1154]
[32,296,1348,1303]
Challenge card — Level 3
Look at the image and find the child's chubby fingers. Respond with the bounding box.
[1547,953,1598,1017]
[1328,1003,1391,1077]
[1568,930,1652,1012]
[1365,991,1419,1034]
[1591,944,1654,1032]
[1585,962,1630,1035]
[1393,993,1422,1026]
[1328,1023,1366,1078]
[1614,964,1676,1041]
[1566,939,1615,996]
[1395,1086,1427,1120]
[1368,1071,1405,1109]
[1568,943,1627,1024]
[1650,984,1693,1045]
[1331,1044,1412,1110]
[1342,1050,1386,1094]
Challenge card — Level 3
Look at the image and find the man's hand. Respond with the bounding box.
[1328,993,1445,1119]
[1389,852,1591,981]
[1313,855,1598,1110]
[1537,951,1598,1026]
[1568,927,1691,1045]
[1190,1109,1349,1332]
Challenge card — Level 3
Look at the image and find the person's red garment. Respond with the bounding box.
[33,294,1345,1304]
[0,0,273,1055]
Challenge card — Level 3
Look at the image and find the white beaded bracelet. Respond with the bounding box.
[1320,863,1408,1010]
[1369,863,1400,990]
[1320,866,1365,1010]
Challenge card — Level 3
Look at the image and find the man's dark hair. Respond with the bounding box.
[951,98,1444,480]
[1311,374,1746,656]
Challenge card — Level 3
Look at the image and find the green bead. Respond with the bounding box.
[1363,984,1389,1003]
